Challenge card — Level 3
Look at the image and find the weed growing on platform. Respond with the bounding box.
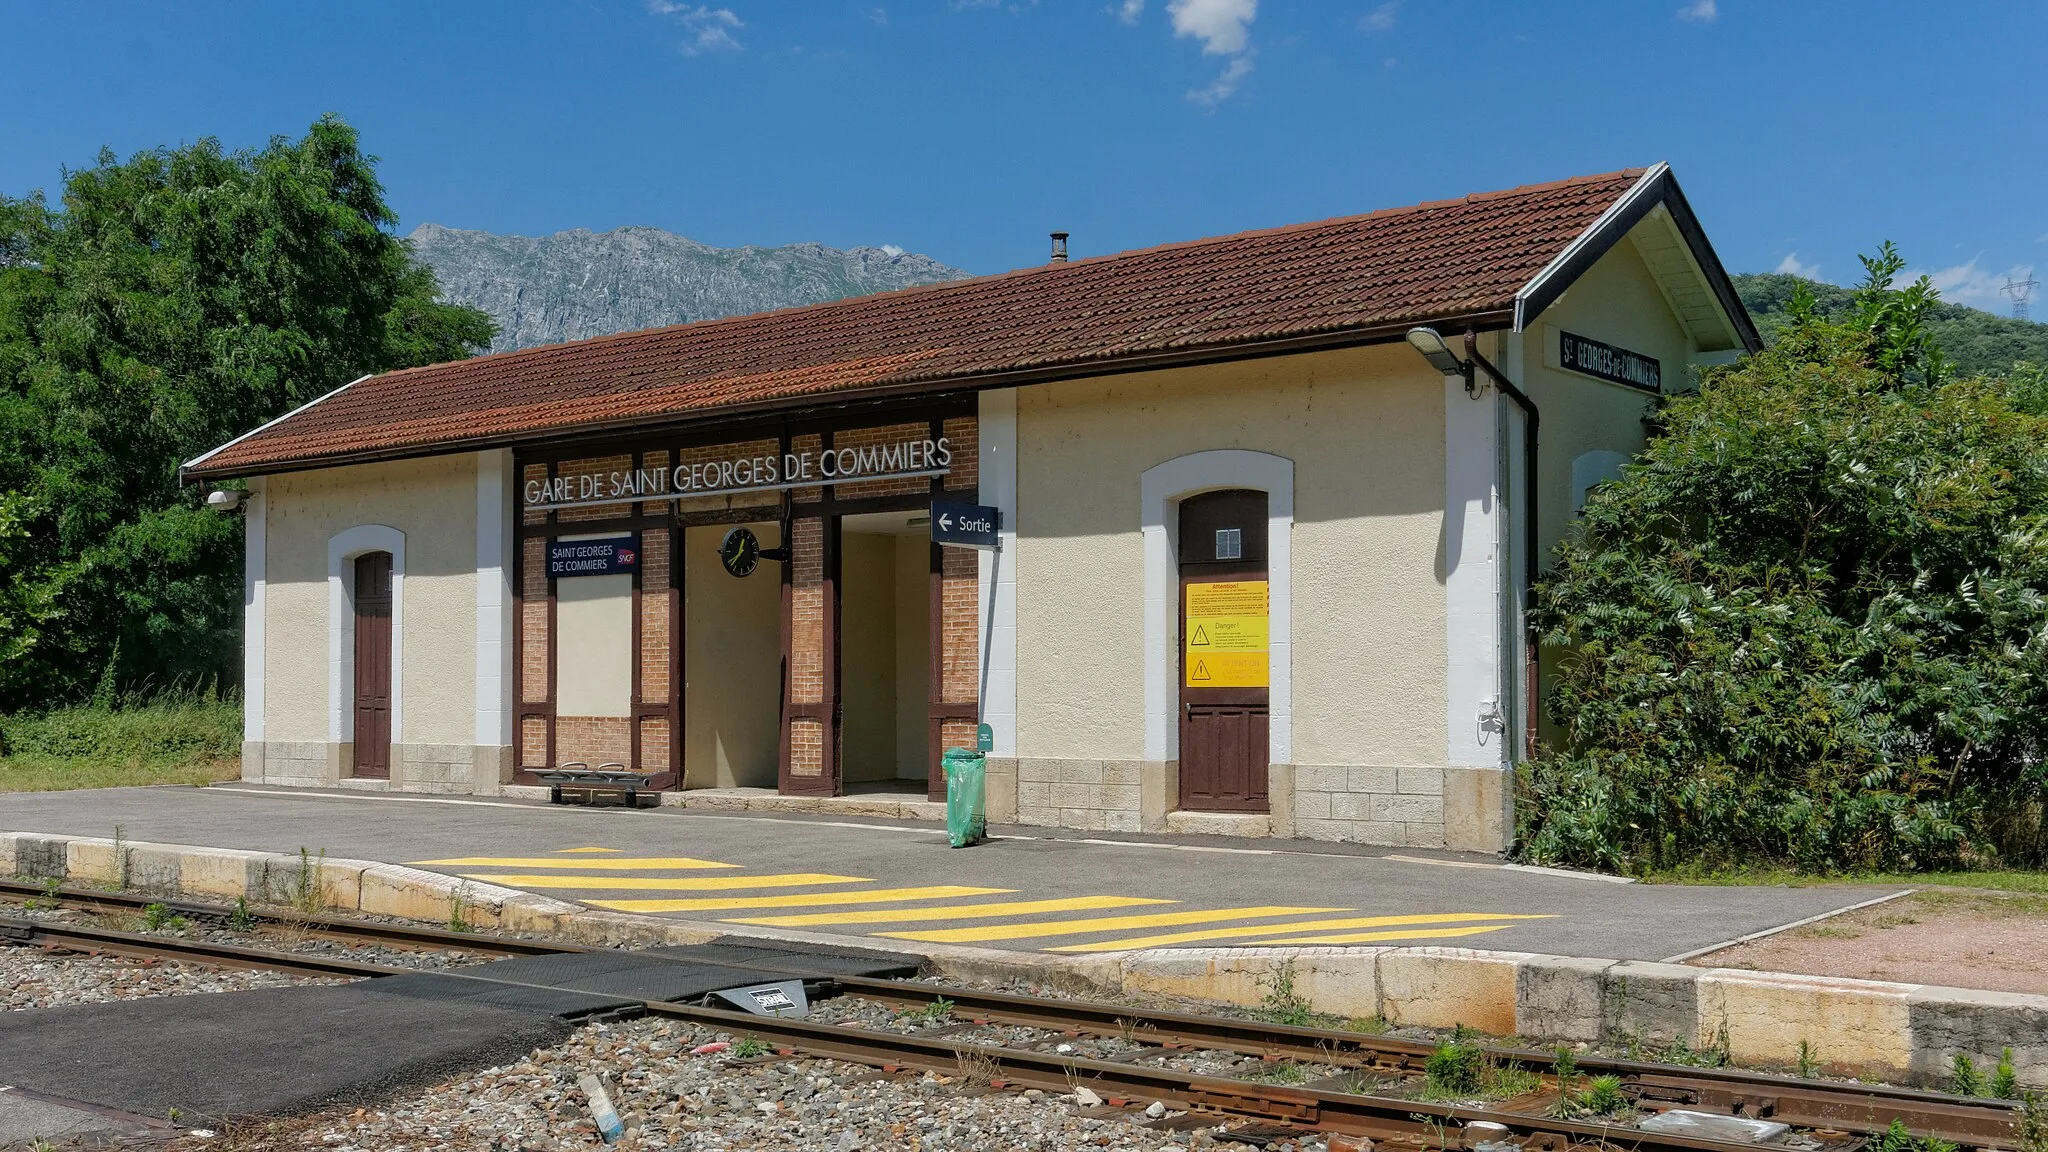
[912,996,954,1024]
[228,896,255,931]
[1660,1030,1730,1069]
[730,1034,769,1060]
[1580,1074,1628,1117]
[1796,1040,1820,1079]
[27,878,61,911]
[2017,1092,2048,1152]
[1879,1117,1961,1152]
[287,847,327,920]
[951,1043,1002,1087]
[1953,1054,1986,1097]
[1346,1014,1391,1035]
[1547,1047,1583,1118]
[1994,1050,2021,1099]
[1257,960,1315,1028]
[1251,1062,1312,1086]
[447,884,474,933]
[1423,1037,1484,1099]
[142,902,189,933]
[108,823,128,890]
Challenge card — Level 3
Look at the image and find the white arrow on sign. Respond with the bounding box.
[939,513,953,530]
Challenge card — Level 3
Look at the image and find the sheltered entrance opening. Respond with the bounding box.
[683,521,782,788]
[838,510,934,796]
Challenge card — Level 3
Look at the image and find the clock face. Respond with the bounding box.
[719,527,760,578]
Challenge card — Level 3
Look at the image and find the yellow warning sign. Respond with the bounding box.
[1186,616,1268,651]
[1186,581,1269,688]
[1187,580,1267,617]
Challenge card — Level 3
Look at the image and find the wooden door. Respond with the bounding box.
[1177,490,1269,812]
[352,552,394,779]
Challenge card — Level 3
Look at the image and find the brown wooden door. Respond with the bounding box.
[1178,490,1269,812]
[352,552,393,779]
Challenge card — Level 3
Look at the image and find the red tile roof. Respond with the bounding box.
[187,168,1649,479]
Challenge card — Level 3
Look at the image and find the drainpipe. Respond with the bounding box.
[1462,330,1541,763]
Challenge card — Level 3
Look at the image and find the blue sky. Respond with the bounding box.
[4,2,2044,312]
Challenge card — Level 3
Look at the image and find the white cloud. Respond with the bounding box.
[1114,0,1144,24]
[1676,0,1716,22]
[1167,0,1257,55]
[648,1,743,54]
[1188,54,1253,105]
[1907,257,2037,311]
[1358,2,1397,32]
[1774,252,1821,280]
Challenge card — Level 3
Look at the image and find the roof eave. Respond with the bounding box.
[1512,163,1762,354]
[180,307,1515,483]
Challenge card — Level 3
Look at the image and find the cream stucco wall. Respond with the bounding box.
[556,572,633,718]
[682,522,782,789]
[1014,343,1448,773]
[1520,224,1701,558]
[262,454,479,751]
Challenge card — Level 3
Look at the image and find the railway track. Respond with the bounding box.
[2,878,2027,1151]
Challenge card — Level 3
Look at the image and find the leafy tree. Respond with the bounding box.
[0,116,492,709]
[1522,249,2048,873]
[1736,264,2048,381]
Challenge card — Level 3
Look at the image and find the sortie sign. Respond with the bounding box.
[930,500,1000,550]
[524,437,954,512]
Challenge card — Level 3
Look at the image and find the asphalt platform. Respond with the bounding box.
[0,937,917,1142]
[1,785,1904,962]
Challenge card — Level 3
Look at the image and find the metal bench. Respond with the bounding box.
[536,762,675,808]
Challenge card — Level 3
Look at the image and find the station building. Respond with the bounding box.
[184,165,1758,852]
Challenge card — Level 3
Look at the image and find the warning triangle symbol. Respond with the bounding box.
[1190,625,1211,646]
[1191,659,1212,681]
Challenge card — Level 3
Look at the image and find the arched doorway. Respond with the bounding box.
[1177,489,1269,811]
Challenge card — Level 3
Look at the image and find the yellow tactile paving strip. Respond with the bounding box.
[417,850,1555,953]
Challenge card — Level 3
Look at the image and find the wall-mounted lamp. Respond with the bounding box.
[205,489,246,513]
[1405,326,1470,378]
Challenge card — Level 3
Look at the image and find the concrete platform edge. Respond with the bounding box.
[6,829,2039,1088]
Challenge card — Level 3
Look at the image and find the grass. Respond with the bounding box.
[0,691,241,792]
[1634,864,2048,897]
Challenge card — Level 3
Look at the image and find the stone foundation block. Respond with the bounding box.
[1516,954,1614,1041]
[64,838,123,886]
[179,848,268,902]
[360,864,469,925]
[1377,947,1527,1036]
[123,843,186,897]
[1907,985,2048,1086]
[10,835,68,880]
[1601,959,1700,1047]
[1699,969,1915,1078]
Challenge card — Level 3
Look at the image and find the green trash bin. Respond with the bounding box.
[942,747,987,848]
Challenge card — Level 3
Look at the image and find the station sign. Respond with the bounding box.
[524,436,954,513]
[931,500,1000,550]
[1558,330,1661,393]
[547,535,639,578]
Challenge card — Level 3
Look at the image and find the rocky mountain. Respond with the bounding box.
[409,223,972,353]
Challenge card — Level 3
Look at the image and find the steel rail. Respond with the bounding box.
[2,881,2021,1148]
[639,998,1842,1152]
[0,916,402,980]
[835,978,2021,1146]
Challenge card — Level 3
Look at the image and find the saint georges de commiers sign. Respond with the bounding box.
[523,436,955,513]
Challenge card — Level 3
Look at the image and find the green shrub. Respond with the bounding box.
[1423,1038,1484,1098]
[1,687,239,769]
[1523,247,2048,874]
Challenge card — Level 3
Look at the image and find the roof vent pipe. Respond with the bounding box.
[1049,231,1069,263]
